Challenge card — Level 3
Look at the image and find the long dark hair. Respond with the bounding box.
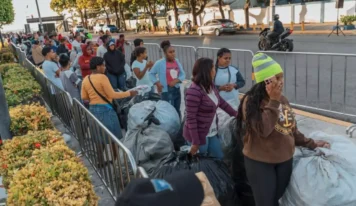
[216,48,231,69]
[236,81,268,137]
[192,58,214,93]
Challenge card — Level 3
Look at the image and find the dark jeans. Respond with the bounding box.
[244,156,293,206]
[161,86,181,118]
[267,31,281,48]
[107,72,126,91]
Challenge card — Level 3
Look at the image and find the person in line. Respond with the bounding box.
[132,47,154,89]
[130,38,144,66]
[81,57,137,165]
[96,35,109,58]
[56,38,69,56]
[104,40,126,91]
[236,53,330,206]
[71,34,82,54]
[97,30,105,46]
[214,48,245,109]
[42,47,63,89]
[149,40,185,116]
[49,33,59,47]
[116,34,128,54]
[78,43,94,79]
[59,54,81,100]
[65,37,72,51]
[31,40,45,66]
[184,58,237,159]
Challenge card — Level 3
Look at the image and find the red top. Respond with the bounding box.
[116,39,125,53]
[66,43,72,51]
[78,44,94,79]
[166,60,179,86]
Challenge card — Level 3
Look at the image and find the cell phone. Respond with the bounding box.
[264,76,276,85]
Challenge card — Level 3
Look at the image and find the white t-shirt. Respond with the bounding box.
[207,90,218,137]
[42,60,64,89]
[96,45,107,58]
[132,60,153,87]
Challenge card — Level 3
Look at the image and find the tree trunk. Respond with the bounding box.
[119,3,126,30]
[244,1,250,29]
[84,8,88,28]
[113,2,121,28]
[172,0,179,25]
[218,0,225,19]
[78,9,85,26]
[0,30,4,48]
[103,8,110,25]
[0,75,12,140]
[146,0,157,31]
[189,0,207,26]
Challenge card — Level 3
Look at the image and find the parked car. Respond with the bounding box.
[93,23,105,33]
[198,19,238,36]
[73,25,86,33]
[103,25,119,33]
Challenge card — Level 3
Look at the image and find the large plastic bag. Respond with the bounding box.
[217,113,235,152]
[280,131,356,206]
[152,152,238,206]
[174,115,188,151]
[127,100,180,139]
[123,125,174,174]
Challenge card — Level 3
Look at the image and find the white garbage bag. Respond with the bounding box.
[127,100,180,139]
[218,117,235,151]
[280,131,356,206]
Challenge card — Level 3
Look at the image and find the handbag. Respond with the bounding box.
[88,75,121,115]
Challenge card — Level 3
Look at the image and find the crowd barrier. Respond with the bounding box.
[123,43,355,135]
[257,51,356,125]
[10,43,148,201]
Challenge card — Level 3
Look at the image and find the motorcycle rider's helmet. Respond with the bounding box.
[274,14,280,20]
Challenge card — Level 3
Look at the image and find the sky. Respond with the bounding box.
[3,0,58,32]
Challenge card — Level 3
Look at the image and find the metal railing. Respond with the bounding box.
[10,43,148,201]
[257,51,356,124]
[72,99,147,199]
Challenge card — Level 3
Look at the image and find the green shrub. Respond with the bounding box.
[0,52,15,64]
[341,15,356,25]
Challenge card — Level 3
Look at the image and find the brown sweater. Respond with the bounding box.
[242,95,316,163]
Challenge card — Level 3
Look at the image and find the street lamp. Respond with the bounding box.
[35,0,44,33]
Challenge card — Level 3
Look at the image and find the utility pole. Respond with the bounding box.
[270,0,276,26]
[35,0,44,33]
[0,75,12,140]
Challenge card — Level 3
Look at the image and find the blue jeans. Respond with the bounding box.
[161,86,181,118]
[189,135,224,159]
[89,104,122,144]
[107,72,126,91]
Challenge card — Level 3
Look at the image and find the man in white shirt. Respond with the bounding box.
[71,34,82,54]
[96,35,109,58]
[41,47,64,89]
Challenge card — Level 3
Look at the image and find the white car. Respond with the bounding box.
[93,24,105,33]
[73,25,87,33]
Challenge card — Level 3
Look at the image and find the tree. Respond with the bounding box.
[0,0,15,47]
[244,0,250,29]
[189,0,207,26]
[218,0,225,19]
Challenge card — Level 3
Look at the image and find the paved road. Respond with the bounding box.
[126,34,356,53]
[123,34,356,122]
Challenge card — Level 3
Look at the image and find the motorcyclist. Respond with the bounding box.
[267,14,284,48]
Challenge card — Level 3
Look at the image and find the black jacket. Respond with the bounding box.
[104,49,125,75]
[56,44,69,56]
[273,20,284,34]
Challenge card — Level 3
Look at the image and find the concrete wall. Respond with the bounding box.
[231,0,356,25]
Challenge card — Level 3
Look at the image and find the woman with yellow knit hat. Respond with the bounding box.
[234,53,330,206]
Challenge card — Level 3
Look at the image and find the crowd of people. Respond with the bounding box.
[7,30,333,206]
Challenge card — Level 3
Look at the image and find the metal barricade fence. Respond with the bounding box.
[172,45,197,80]
[196,47,255,93]
[124,42,134,65]
[144,43,162,62]
[258,51,356,123]
[11,43,147,200]
[72,99,140,200]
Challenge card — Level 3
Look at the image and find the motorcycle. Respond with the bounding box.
[258,28,294,51]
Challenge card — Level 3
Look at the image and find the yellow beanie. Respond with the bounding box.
[252,53,283,83]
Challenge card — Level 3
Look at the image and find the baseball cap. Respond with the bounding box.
[116,171,204,206]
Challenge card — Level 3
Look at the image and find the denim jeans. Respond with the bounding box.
[89,104,122,144]
[189,135,224,160]
[107,72,126,91]
[161,86,181,118]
